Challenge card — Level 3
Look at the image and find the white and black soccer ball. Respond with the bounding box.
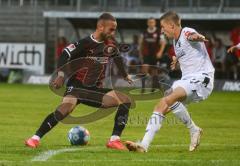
[68,126,90,146]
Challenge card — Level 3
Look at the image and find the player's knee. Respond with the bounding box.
[62,96,77,107]
[164,88,173,97]
[121,95,132,106]
[57,102,76,119]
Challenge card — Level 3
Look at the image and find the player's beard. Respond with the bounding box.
[100,33,114,42]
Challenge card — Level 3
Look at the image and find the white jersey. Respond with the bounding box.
[173,27,214,78]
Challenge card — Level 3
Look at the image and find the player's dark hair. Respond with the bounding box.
[160,11,181,26]
[98,12,116,22]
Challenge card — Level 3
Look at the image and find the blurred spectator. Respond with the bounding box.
[225,48,239,80]
[139,17,166,93]
[212,38,226,78]
[126,35,141,73]
[56,37,68,60]
[204,38,214,62]
[230,26,240,59]
[0,68,10,82]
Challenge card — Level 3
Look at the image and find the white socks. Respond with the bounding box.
[32,135,40,141]
[141,112,165,150]
[171,102,198,133]
[110,135,120,141]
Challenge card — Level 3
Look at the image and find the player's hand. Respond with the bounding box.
[51,75,64,89]
[170,56,178,71]
[156,51,163,59]
[227,46,237,53]
[124,75,133,85]
[188,33,208,42]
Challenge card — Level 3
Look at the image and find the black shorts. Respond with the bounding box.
[64,79,112,108]
[143,56,157,65]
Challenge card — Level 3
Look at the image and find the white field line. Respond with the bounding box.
[31,146,102,161]
[30,143,240,162]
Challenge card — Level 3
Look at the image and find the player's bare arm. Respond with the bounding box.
[113,56,133,84]
[138,35,144,63]
[156,39,167,59]
[187,32,208,42]
[51,48,71,89]
[227,43,240,53]
[170,56,178,70]
[52,71,65,89]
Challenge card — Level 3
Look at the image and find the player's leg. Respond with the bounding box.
[25,95,77,148]
[102,90,132,150]
[141,57,150,93]
[126,87,186,152]
[170,101,202,151]
[150,67,159,92]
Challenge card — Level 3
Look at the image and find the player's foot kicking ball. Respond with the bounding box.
[25,137,40,148]
[125,141,147,153]
[106,139,127,151]
[189,127,203,152]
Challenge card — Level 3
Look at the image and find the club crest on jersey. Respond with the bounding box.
[66,44,76,52]
[103,44,118,56]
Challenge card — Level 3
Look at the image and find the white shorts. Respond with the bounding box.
[171,73,214,104]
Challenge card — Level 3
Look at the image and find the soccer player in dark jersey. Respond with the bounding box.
[139,17,166,93]
[25,13,133,150]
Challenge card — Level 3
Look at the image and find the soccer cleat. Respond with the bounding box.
[189,128,203,152]
[25,138,40,148]
[125,141,147,153]
[106,139,127,151]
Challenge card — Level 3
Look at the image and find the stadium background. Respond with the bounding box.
[0,0,240,165]
[0,0,239,87]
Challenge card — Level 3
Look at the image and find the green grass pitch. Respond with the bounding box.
[0,84,240,166]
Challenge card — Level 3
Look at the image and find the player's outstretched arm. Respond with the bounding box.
[187,33,208,42]
[51,51,70,89]
[113,56,133,84]
[227,43,240,53]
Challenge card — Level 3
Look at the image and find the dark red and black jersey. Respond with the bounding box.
[142,28,161,56]
[59,34,127,87]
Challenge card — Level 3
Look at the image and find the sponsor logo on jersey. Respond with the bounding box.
[90,57,109,64]
[66,44,76,52]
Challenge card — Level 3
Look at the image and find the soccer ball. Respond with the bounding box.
[68,126,90,146]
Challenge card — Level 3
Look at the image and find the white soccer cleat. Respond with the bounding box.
[189,128,203,152]
[125,141,147,153]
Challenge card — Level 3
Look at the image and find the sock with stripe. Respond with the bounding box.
[170,102,198,133]
[34,110,64,139]
[141,112,165,150]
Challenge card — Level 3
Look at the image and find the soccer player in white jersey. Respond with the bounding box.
[125,11,215,152]
[227,43,240,53]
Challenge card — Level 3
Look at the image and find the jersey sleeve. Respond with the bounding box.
[183,27,198,41]
[63,40,85,60]
[57,40,84,69]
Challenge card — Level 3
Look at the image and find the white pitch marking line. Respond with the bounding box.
[31,143,240,162]
[31,146,102,162]
[31,148,78,161]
